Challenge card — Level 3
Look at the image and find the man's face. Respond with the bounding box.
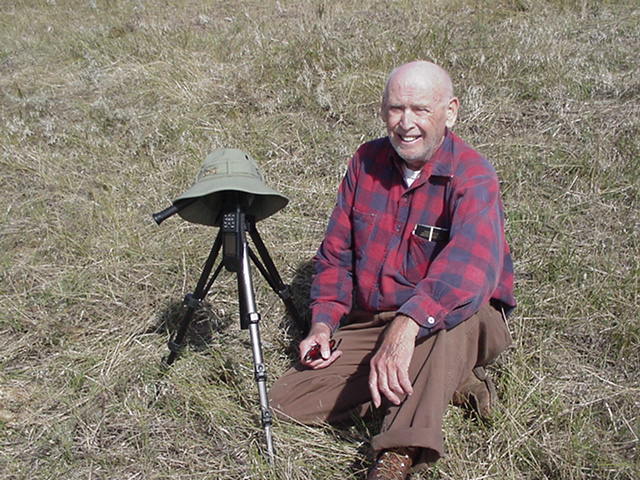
[381,74,457,170]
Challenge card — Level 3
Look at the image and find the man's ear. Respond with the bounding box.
[379,100,388,122]
[445,97,460,128]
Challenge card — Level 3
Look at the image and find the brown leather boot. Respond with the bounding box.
[366,447,416,480]
[451,366,497,419]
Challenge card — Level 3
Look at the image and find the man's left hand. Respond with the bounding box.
[369,314,420,408]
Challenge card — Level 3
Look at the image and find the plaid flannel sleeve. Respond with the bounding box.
[308,155,359,332]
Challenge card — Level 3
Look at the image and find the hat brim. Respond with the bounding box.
[174,175,288,226]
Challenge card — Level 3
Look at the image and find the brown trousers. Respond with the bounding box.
[270,304,512,468]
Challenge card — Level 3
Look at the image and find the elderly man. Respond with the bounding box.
[270,61,516,479]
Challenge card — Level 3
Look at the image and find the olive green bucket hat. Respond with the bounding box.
[173,148,288,226]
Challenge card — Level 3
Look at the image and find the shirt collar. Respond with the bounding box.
[423,128,455,178]
[388,128,455,181]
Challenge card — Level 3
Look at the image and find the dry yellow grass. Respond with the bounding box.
[1,1,638,479]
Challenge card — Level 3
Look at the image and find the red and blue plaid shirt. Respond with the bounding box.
[310,130,516,338]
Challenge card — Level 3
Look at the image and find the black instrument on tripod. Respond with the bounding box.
[152,149,303,461]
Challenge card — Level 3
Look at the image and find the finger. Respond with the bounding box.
[300,349,309,364]
[299,335,329,364]
[376,365,403,406]
[298,337,314,361]
[299,344,315,364]
[369,369,381,408]
[374,357,404,405]
[386,366,404,401]
[380,379,401,405]
[310,349,342,370]
[329,349,343,364]
[301,354,316,367]
[308,349,341,370]
[317,338,338,361]
[398,366,413,396]
[320,344,331,360]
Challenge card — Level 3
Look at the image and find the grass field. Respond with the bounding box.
[1,0,638,478]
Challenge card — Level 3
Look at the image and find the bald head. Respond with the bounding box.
[380,61,459,169]
[382,61,454,107]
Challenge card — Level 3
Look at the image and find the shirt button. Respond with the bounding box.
[427,316,436,325]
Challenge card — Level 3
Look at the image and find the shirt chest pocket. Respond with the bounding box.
[404,229,448,284]
[352,208,378,261]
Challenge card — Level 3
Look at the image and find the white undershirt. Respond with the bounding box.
[402,164,421,187]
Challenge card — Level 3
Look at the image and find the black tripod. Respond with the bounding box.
[153,196,302,461]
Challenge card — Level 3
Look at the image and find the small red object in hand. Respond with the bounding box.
[304,338,341,362]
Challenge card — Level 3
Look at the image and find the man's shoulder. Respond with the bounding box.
[448,131,498,180]
[353,136,392,156]
[348,137,393,173]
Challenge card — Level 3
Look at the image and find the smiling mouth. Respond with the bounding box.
[398,134,421,144]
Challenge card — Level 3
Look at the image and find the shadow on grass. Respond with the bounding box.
[277,258,314,360]
[288,259,314,330]
[145,257,314,361]
[327,408,386,479]
[147,298,235,354]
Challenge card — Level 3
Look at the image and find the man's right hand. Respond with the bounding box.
[299,322,342,369]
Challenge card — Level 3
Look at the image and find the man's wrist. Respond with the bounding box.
[309,321,332,337]
[392,314,420,338]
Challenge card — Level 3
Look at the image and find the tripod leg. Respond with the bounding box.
[237,236,275,461]
[248,225,306,334]
[165,232,223,366]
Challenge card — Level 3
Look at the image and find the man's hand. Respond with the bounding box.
[299,322,342,369]
[369,314,420,407]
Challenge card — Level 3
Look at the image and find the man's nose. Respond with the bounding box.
[399,109,415,129]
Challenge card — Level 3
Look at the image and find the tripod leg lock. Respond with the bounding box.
[255,362,268,382]
[261,407,273,427]
[183,293,202,309]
